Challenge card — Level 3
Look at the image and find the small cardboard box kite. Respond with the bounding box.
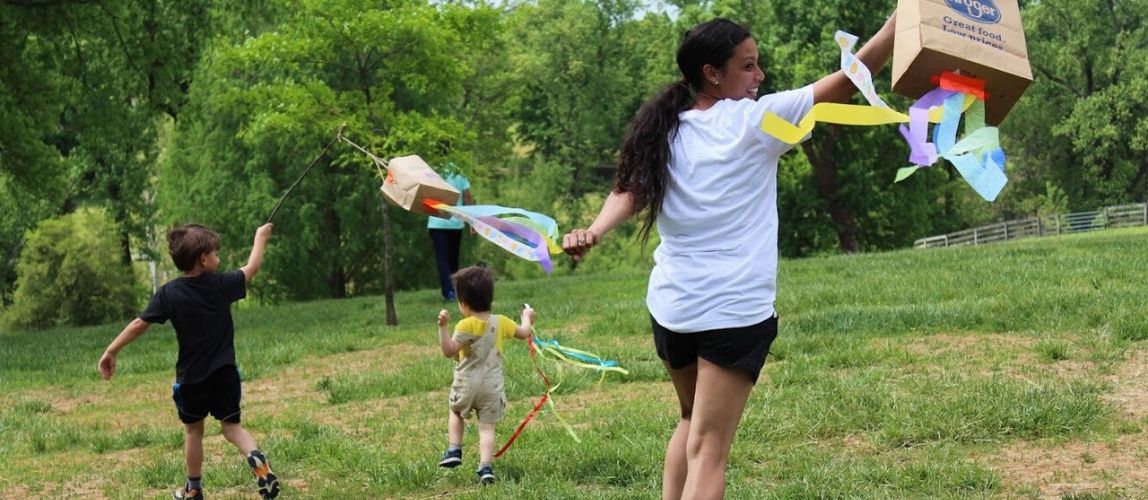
[379,155,459,218]
[892,0,1033,125]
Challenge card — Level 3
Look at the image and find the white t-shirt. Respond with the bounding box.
[647,86,814,333]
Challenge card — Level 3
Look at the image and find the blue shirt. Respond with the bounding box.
[427,173,471,230]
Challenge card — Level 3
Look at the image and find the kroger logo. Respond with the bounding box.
[945,0,1001,24]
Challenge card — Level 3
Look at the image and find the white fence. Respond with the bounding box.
[914,203,1148,249]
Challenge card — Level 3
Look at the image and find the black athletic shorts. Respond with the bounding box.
[172,365,242,424]
[652,314,779,384]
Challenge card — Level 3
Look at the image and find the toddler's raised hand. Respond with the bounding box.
[437,309,450,328]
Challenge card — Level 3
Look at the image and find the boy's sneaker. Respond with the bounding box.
[172,488,203,500]
[476,465,495,485]
[438,448,462,468]
[246,449,280,499]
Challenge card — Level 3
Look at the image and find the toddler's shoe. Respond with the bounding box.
[438,447,462,468]
[246,449,280,499]
[172,487,203,500]
[476,464,495,485]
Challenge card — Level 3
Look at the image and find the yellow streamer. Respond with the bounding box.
[761,95,977,145]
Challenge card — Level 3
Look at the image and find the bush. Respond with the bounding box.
[3,209,137,329]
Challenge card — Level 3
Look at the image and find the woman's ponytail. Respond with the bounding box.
[612,18,750,243]
[614,79,694,242]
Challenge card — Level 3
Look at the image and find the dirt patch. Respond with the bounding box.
[839,433,878,455]
[898,333,1097,382]
[993,435,1148,498]
[1103,348,1148,420]
[239,344,441,417]
[902,332,1037,357]
[989,347,1148,498]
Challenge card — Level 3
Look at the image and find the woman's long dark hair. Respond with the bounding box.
[614,18,752,242]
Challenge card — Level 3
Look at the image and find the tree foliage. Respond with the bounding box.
[3,209,137,329]
[160,0,506,324]
[1005,0,1148,211]
[3,0,1146,316]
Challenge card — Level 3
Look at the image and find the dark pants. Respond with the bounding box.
[172,365,242,424]
[429,228,463,299]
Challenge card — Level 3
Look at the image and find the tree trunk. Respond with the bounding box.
[801,125,860,253]
[119,231,132,266]
[324,207,347,299]
[359,59,396,325]
[380,200,397,325]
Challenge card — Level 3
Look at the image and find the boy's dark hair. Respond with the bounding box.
[451,265,494,312]
[168,224,221,272]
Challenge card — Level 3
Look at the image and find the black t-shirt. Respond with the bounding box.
[140,270,246,384]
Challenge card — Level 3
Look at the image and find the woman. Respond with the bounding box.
[562,15,896,500]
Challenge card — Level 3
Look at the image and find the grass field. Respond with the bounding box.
[2,227,1147,499]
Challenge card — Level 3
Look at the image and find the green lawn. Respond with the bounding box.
[3,227,1147,499]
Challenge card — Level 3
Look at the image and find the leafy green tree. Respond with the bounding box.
[1006,0,1148,211]
[4,209,137,329]
[501,0,654,200]
[162,0,504,323]
[0,0,280,302]
[0,4,72,302]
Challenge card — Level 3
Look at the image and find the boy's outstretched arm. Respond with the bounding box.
[513,305,535,340]
[242,223,274,282]
[438,309,462,358]
[98,318,151,380]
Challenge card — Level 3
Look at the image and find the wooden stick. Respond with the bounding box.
[265,124,346,223]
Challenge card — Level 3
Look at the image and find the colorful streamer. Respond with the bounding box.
[759,30,1009,202]
[339,134,565,271]
[425,201,563,274]
[494,317,627,458]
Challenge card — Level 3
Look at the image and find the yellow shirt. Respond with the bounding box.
[452,315,517,366]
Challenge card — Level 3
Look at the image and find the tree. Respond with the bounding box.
[1005,0,1148,211]
[0,0,280,303]
[0,5,72,302]
[161,0,504,324]
[3,209,137,329]
[501,0,653,200]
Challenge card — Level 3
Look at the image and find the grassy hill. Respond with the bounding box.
[3,227,1147,498]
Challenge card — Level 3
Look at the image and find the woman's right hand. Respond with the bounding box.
[562,228,600,262]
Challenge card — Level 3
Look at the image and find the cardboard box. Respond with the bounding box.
[892,0,1033,125]
[379,155,459,217]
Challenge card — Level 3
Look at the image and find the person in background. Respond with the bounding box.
[429,163,474,301]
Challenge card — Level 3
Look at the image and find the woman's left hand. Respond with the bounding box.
[562,228,599,262]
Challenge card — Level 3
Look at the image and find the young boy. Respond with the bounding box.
[98,223,280,500]
[435,265,534,485]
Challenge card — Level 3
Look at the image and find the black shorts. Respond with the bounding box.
[172,365,242,424]
[652,315,779,384]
